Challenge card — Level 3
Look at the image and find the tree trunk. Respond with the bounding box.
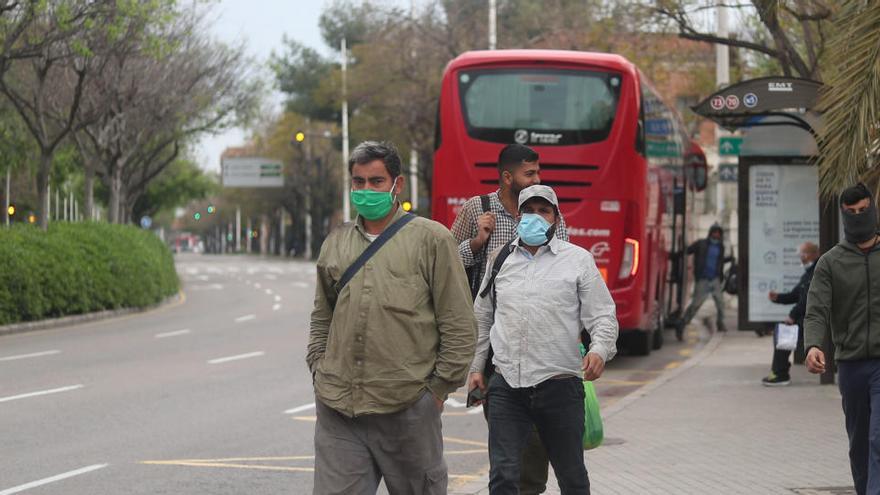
[37,151,52,230]
[109,164,121,224]
[259,213,269,255]
[83,165,95,221]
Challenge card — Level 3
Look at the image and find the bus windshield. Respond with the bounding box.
[458,69,621,145]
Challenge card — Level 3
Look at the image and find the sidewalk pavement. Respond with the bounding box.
[452,325,855,494]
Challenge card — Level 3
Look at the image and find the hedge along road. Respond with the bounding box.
[0,254,707,495]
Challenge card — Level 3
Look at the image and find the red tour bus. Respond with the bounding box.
[432,50,707,355]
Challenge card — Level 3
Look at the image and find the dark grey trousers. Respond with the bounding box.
[313,391,447,495]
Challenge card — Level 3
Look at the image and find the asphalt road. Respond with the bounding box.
[0,254,708,494]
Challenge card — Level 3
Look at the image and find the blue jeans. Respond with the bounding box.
[487,373,589,495]
[838,359,880,495]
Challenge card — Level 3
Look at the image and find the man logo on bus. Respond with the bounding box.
[514,129,529,144]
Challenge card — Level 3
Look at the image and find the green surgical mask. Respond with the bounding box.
[350,183,396,221]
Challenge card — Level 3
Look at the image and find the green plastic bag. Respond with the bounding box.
[582,380,603,450]
[578,343,604,449]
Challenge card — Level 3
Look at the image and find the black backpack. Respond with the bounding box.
[466,195,492,300]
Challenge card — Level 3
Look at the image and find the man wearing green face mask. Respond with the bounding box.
[308,141,477,495]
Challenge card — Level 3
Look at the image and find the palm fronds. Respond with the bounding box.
[817,0,880,198]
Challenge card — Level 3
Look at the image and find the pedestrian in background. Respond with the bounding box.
[805,183,880,495]
[307,141,477,495]
[451,143,569,495]
[675,224,734,340]
[762,241,819,386]
[468,185,618,495]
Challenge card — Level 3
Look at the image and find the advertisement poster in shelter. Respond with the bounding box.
[748,165,819,322]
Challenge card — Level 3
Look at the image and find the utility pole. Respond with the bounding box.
[304,118,313,260]
[341,37,351,222]
[410,148,419,211]
[488,0,497,50]
[715,0,730,229]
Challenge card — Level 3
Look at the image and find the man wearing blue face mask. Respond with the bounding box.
[468,185,618,495]
[675,224,734,340]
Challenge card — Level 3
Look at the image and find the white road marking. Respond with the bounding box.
[188,284,224,291]
[0,350,61,362]
[272,304,282,311]
[284,403,316,414]
[207,352,265,364]
[155,329,191,339]
[292,281,310,288]
[196,275,210,281]
[265,289,273,295]
[0,385,84,404]
[0,464,108,495]
[274,295,282,302]
[234,314,256,323]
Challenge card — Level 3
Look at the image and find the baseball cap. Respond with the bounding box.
[518,185,559,210]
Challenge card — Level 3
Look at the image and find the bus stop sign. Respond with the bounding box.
[692,77,822,131]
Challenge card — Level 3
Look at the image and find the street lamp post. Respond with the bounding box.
[341,36,351,222]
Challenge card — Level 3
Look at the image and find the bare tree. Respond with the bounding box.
[651,0,834,80]
[76,9,260,224]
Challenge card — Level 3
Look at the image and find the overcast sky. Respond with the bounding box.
[195,0,329,172]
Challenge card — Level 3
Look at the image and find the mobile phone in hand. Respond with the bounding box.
[466,387,485,408]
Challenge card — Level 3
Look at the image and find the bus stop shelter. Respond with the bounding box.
[692,77,837,384]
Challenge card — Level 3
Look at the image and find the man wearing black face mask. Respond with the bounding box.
[805,183,880,495]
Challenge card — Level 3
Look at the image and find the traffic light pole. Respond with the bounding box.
[4,167,9,226]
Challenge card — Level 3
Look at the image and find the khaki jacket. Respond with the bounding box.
[308,207,477,416]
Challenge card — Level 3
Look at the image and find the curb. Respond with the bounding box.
[450,326,725,495]
[600,329,723,421]
[0,292,184,337]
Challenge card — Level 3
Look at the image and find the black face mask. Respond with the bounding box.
[842,200,878,244]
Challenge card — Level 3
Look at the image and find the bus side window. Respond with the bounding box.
[635,88,646,155]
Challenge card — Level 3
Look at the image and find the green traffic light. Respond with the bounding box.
[193,212,201,221]
[207,205,215,214]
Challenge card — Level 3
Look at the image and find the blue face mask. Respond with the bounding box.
[517,213,552,246]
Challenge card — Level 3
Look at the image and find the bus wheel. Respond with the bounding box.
[652,312,665,350]
[628,330,652,356]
